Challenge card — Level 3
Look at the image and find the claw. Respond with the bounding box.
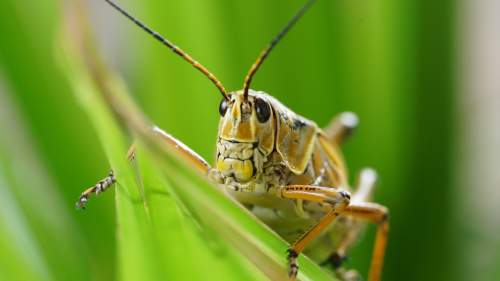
[75,171,116,210]
[287,249,299,279]
[75,195,88,210]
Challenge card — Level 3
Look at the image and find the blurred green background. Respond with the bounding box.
[1,0,499,280]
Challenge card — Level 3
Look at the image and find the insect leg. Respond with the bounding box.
[75,145,136,209]
[343,202,389,281]
[334,168,378,251]
[323,112,359,145]
[150,126,210,174]
[76,126,211,209]
[351,168,378,203]
[76,170,117,209]
[324,169,379,279]
[280,185,351,279]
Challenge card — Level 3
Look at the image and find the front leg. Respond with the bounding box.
[76,170,116,209]
[76,126,211,209]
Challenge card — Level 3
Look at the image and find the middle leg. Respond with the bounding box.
[280,185,352,279]
[280,181,389,281]
[311,172,388,281]
[326,168,379,265]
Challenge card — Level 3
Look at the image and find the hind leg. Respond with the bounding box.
[324,112,359,145]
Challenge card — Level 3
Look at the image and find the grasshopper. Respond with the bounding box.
[77,0,389,280]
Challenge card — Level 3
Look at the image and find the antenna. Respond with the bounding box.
[242,0,317,100]
[104,0,229,100]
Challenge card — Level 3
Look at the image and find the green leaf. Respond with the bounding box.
[57,3,336,281]
[0,76,88,281]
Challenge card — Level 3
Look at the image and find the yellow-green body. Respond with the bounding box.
[211,90,361,263]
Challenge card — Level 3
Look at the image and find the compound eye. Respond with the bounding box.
[255,97,271,123]
[219,99,229,116]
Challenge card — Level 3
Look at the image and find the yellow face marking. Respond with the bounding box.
[218,91,275,155]
[217,157,254,182]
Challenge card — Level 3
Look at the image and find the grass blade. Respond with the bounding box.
[58,2,337,280]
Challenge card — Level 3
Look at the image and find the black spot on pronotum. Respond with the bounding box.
[255,97,271,123]
[279,111,289,122]
[292,118,306,130]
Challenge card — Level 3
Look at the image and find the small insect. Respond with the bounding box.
[77,0,389,280]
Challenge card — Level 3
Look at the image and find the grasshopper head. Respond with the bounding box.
[216,89,319,183]
[218,90,275,155]
[216,90,276,183]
